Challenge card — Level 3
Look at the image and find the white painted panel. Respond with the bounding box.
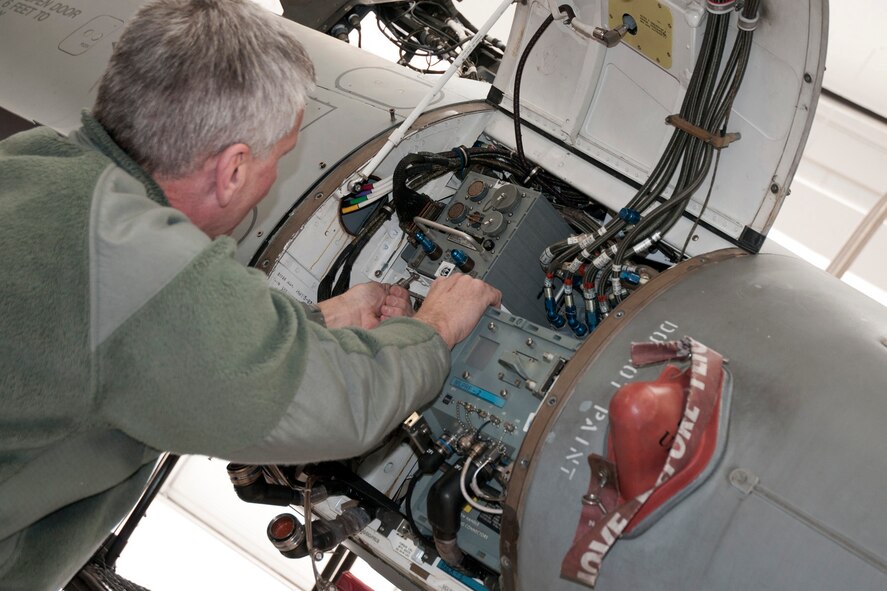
[582,56,680,173]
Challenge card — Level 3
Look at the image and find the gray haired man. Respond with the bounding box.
[0,1,500,588]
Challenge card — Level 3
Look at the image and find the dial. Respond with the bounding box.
[466,180,489,202]
[489,184,520,213]
[481,211,507,237]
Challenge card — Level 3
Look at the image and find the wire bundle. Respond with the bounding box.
[339,176,394,216]
[374,0,504,79]
[535,1,760,329]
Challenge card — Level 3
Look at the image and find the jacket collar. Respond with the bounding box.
[77,111,169,207]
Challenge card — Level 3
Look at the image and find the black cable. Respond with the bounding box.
[104,454,180,567]
[679,139,723,259]
[404,473,435,547]
[513,14,555,165]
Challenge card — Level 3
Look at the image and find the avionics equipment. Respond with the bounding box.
[223,1,881,590]
[4,2,886,591]
[220,3,884,591]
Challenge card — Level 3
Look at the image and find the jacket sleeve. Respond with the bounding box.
[92,193,449,462]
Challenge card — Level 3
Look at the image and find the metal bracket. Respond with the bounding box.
[413,216,486,254]
[666,114,741,149]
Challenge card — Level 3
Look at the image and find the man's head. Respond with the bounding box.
[93,0,315,236]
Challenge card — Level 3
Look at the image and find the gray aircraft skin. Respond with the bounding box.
[2,2,886,591]
[503,249,887,590]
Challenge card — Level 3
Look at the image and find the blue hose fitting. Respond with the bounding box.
[584,298,598,332]
[620,270,641,284]
[545,297,566,329]
[415,230,442,260]
[450,249,475,273]
[618,207,641,225]
[565,304,588,337]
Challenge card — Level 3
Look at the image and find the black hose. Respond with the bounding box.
[513,14,555,165]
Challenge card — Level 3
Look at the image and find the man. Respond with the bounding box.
[0,1,501,589]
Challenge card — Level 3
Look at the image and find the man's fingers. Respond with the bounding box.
[387,284,409,299]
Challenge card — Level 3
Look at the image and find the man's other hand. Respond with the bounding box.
[380,284,413,322]
[414,274,502,348]
[317,282,413,329]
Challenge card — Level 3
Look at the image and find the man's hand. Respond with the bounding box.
[414,274,502,348]
[317,282,413,329]
[380,284,414,322]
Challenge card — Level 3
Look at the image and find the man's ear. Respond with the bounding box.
[214,143,251,208]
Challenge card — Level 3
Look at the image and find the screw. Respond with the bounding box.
[314,192,324,200]
[488,322,497,332]
[389,107,396,121]
[615,311,625,318]
[526,337,535,347]
[319,162,327,169]
[547,396,557,406]
[543,352,554,362]
[582,493,607,514]
[519,458,529,468]
[692,234,700,242]
[770,183,779,194]
[313,551,324,561]
[256,230,264,237]
[500,389,509,398]
[501,556,512,569]
[597,469,608,487]
[462,371,471,380]
[804,72,813,83]
[260,260,270,268]
[374,270,383,277]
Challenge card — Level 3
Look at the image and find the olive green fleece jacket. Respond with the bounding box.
[0,113,449,590]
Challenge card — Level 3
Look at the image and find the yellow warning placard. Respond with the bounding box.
[609,0,674,69]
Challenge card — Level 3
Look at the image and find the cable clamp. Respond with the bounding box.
[665,114,741,149]
[451,146,470,173]
[737,11,760,31]
[706,0,737,14]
